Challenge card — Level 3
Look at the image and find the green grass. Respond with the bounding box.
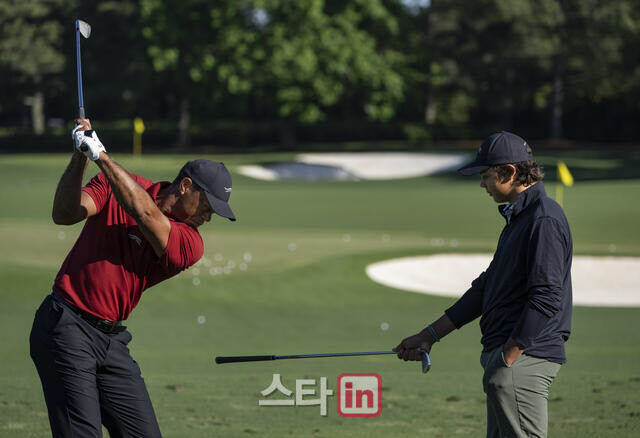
[0,152,639,437]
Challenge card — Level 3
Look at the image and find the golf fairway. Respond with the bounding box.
[0,153,638,437]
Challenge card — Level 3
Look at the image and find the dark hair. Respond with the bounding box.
[172,169,189,186]
[172,170,202,191]
[493,160,544,186]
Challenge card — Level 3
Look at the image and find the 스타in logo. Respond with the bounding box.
[337,373,382,417]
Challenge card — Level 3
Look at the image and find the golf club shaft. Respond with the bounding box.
[216,351,396,364]
[75,20,85,118]
[278,351,396,360]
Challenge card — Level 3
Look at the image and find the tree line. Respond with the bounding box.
[1,0,639,150]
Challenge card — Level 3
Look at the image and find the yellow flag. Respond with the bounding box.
[133,117,145,134]
[133,117,144,156]
[557,161,574,187]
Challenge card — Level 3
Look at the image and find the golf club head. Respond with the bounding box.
[76,20,91,39]
[421,350,431,374]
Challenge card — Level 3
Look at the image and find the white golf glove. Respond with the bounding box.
[72,125,106,161]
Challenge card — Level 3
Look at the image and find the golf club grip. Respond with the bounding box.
[215,355,276,364]
[79,107,85,119]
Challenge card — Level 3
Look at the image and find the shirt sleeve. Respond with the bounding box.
[81,172,111,213]
[510,217,570,348]
[445,269,488,329]
[159,221,204,276]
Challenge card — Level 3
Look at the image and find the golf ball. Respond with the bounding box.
[380,322,389,331]
[197,315,206,324]
[192,277,200,286]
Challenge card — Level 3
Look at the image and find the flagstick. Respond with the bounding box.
[556,183,564,207]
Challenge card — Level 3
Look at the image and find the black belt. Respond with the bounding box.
[51,293,127,334]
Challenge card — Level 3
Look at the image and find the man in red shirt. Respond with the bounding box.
[30,119,236,437]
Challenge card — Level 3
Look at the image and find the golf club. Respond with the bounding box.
[216,350,431,374]
[75,20,91,119]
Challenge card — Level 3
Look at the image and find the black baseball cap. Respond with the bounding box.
[180,159,236,221]
[458,131,533,176]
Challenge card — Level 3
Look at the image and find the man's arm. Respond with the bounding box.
[443,271,486,329]
[94,152,170,257]
[393,267,491,361]
[393,314,457,361]
[52,151,97,225]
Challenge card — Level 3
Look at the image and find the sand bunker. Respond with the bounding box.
[238,152,470,181]
[366,254,640,307]
[237,163,357,181]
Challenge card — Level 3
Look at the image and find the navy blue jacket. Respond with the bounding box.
[445,182,572,364]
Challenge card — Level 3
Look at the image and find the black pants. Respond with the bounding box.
[29,295,162,437]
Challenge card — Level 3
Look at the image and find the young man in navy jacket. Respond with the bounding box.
[394,131,572,438]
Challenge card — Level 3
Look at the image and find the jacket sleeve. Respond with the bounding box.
[511,217,570,348]
[445,267,489,329]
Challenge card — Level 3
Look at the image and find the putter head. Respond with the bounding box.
[421,350,431,374]
[76,20,91,39]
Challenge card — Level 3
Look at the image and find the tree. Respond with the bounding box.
[141,0,406,147]
[558,0,640,140]
[395,0,478,139]
[0,0,70,134]
[140,0,218,148]
[443,0,640,140]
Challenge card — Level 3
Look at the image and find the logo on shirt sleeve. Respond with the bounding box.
[128,234,142,246]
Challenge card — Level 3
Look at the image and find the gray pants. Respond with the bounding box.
[480,347,561,438]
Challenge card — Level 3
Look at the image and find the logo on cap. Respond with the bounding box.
[224,187,232,193]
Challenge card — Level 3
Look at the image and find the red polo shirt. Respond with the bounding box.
[53,172,204,321]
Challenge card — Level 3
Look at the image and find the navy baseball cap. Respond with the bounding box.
[180,159,236,221]
[458,131,533,176]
